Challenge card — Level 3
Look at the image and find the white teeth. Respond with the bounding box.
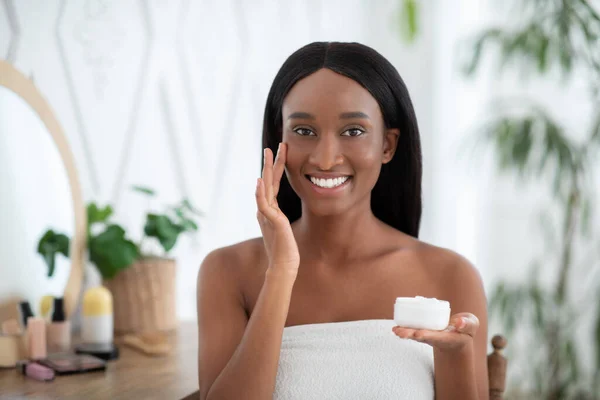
[309,176,349,188]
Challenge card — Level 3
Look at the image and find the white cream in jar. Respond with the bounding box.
[394,296,451,331]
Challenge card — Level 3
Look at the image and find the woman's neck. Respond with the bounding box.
[293,201,383,267]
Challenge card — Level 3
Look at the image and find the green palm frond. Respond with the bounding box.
[477,102,581,197]
[465,0,600,83]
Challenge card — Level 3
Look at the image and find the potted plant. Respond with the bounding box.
[37,186,202,333]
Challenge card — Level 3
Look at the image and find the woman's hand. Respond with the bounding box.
[392,312,480,352]
[256,143,300,275]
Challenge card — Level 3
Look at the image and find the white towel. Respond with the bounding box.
[274,319,434,400]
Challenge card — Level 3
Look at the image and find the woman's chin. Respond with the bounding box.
[300,200,355,219]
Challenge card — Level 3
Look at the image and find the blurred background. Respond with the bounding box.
[0,0,598,398]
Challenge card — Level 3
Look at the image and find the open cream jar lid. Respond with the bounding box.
[394,296,451,331]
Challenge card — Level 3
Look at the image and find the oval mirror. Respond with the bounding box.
[0,60,85,321]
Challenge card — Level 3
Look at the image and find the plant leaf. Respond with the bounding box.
[512,117,534,176]
[586,108,600,159]
[564,338,580,385]
[463,29,503,76]
[174,207,185,220]
[181,218,198,231]
[36,229,70,277]
[181,199,203,217]
[89,224,138,279]
[489,281,528,335]
[87,203,113,225]
[144,214,185,253]
[131,185,156,196]
[44,253,56,278]
[398,0,418,44]
[462,0,600,81]
[580,196,592,237]
[529,281,546,330]
[477,104,578,196]
[537,35,549,72]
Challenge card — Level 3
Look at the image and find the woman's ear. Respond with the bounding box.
[382,128,400,164]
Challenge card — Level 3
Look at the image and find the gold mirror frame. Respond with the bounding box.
[0,59,85,319]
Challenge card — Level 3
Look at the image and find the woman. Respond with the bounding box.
[197,42,488,399]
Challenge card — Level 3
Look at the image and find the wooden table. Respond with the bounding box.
[0,321,198,400]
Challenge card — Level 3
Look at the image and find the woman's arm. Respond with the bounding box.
[434,257,489,400]
[197,144,299,399]
[197,249,297,400]
[433,323,483,399]
[392,255,489,399]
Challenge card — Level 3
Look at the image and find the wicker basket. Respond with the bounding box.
[103,258,177,334]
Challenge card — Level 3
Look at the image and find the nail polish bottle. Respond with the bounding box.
[40,295,54,321]
[27,317,46,360]
[46,297,71,353]
[18,301,34,328]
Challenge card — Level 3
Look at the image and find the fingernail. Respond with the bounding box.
[256,178,261,189]
[445,325,456,332]
[278,143,281,151]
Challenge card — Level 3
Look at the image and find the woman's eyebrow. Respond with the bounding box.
[339,111,369,120]
[287,111,370,120]
[288,112,315,120]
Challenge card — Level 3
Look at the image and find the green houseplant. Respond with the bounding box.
[38,185,201,279]
[463,1,600,398]
[37,185,201,333]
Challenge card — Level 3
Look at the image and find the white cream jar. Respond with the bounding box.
[394,296,451,331]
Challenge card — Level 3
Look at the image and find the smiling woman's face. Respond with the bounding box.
[281,68,399,217]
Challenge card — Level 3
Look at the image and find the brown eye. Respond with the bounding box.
[341,128,365,137]
[294,128,315,136]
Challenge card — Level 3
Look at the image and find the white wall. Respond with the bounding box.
[4,2,595,367]
[0,0,438,320]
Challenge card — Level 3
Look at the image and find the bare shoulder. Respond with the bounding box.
[416,242,480,282]
[399,237,485,306]
[197,237,266,289]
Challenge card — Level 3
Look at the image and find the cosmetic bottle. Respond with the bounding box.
[0,333,22,367]
[81,286,113,344]
[40,295,54,321]
[0,318,26,367]
[76,286,119,360]
[18,301,34,328]
[27,317,46,360]
[1,319,22,335]
[46,297,71,353]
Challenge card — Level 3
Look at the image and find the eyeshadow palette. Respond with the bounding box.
[38,353,107,375]
[75,342,119,361]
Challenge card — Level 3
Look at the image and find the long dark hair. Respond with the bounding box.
[261,42,423,238]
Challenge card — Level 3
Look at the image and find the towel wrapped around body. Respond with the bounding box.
[274,319,434,399]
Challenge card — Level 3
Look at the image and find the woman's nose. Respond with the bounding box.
[308,135,344,170]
